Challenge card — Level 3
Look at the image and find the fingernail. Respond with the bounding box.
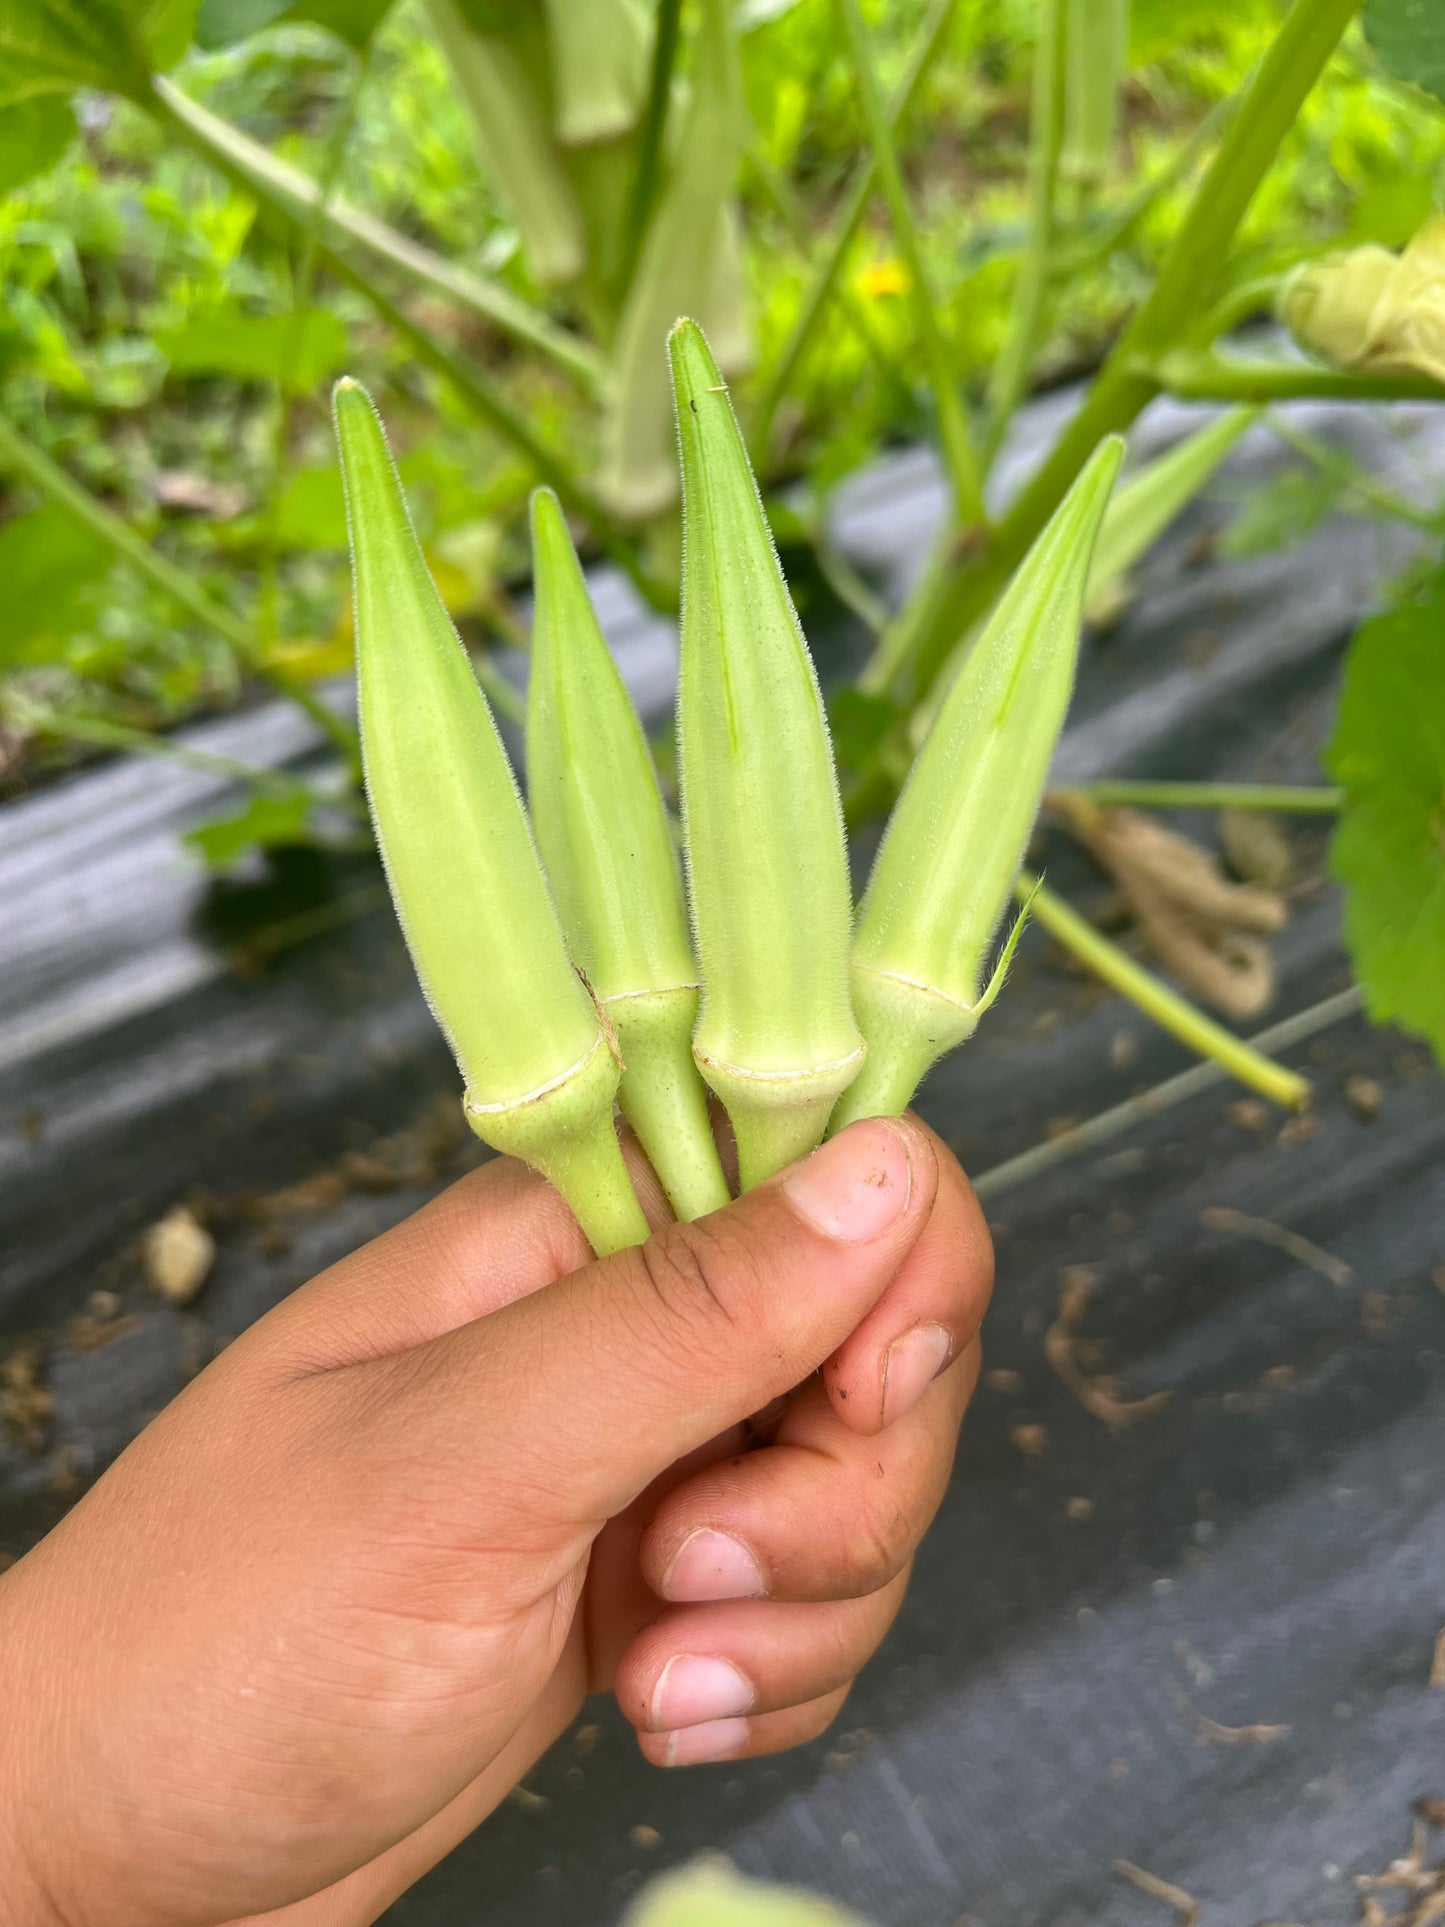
[652,1654,755,1729]
[663,1716,751,1766]
[781,1119,913,1242]
[663,1528,765,1602]
[881,1321,952,1427]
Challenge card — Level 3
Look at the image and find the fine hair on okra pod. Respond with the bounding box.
[333,377,649,1258]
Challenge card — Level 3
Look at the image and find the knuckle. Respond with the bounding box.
[631,1216,761,1347]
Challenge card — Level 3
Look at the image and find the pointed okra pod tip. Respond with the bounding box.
[670,317,863,1189]
[525,482,730,1224]
[333,379,647,1257]
[832,433,1124,1131]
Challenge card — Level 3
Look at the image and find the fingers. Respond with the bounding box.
[379,1117,942,1529]
[615,1568,907,1743]
[640,1343,980,1605]
[635,1686,854,1768]
[823,1121,993,1434]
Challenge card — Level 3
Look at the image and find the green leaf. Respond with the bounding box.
[0,89,71,189]
[270,464,350,549]
[184,790,316,870]
[195,0,392,49]
[1326,580,1445,1064]
[1363,0,1445,106]
[157,306,350,392]
[0,0,198,104]
[0,501,111,661]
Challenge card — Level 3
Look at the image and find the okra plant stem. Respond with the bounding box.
[974,985,1361,1202]
[149,78,603,394]
[1054,781,1343,813]
[833,0,984,526]
[880,0,1363,706]
[618,0,684,293]
[1019,871,1311,1110]
[0,415,358,767]
[750,0,958,462]
[984,0,1067,461]
[1154,347,1445,405]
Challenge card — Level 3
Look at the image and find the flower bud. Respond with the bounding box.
[599,0,751,520]
[527,487,729,1220]
[833,434,1124,1129]
[1281,215,1445,385]
[670,319,864,1187]
[1061,0,1128,186]
[544,0,649,147]
[333,379,647,1255]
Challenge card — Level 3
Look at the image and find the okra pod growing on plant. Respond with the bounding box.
[671,319,864,1190]
[831,435,1125,1130]
[333,379,648,1257]
[527,487,730,1222]
[1061,0,1129,186]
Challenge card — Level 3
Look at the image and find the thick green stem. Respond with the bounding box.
[0,415,357,765]
[1021,871,1310,1109]
[750,0,957,462]
[1156,347,1445,405]
[885,0,1362,704]
[833,0,984,525]
[984,0,1066,459]
[149,76,603,395]
[523,1107,652,1256]
[259,43,371,648]
[1055,780,1343,813]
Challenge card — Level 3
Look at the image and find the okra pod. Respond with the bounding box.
[832,435,1124,1128]
[671,319,864,1188]
[527,487,730,1221]
[334,379,648,1256]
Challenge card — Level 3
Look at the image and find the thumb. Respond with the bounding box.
[415,1117,938,1525]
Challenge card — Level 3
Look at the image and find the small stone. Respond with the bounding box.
[984,1368,1025,1395]
[1066,1496,1094,1522]
[630,1825,662,1851]
[1226,1099,1268,1130]
[1344,1074,1385,1121]
[1011,1422,1047,1460]
[142,1206,215,1306]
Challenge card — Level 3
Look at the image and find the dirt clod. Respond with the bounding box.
[1346,1074,1386,1121]
[142,1205,216,1305]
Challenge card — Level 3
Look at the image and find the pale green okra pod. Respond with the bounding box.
[333,379,648,1257]
[671,319,864,1190]
[527,487,730,1222]
[832,434,1125,1130]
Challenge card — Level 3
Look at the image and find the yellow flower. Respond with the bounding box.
[854,257,910,299]
[1282,214,1445,385]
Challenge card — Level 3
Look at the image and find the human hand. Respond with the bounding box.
[0,1115,991,1927]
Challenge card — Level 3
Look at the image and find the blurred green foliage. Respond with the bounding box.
[1,0,1444,784]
